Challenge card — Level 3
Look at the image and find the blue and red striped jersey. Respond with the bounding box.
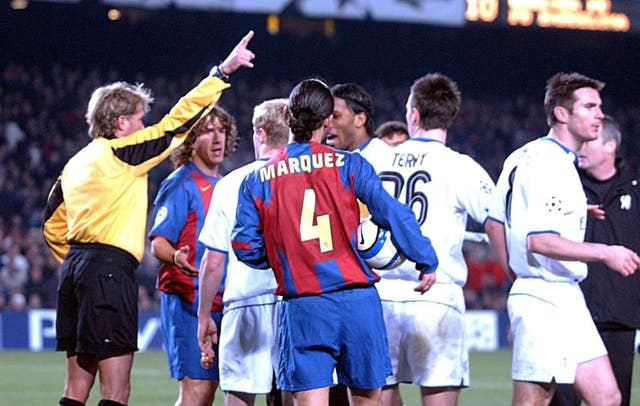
[232,141,438,298]
[149,161,223,311]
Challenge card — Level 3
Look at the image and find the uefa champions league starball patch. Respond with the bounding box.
[545,196,563,212]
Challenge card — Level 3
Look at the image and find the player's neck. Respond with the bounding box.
[412,128,446,143]
[191,159,219,178]
[549,128,580,152]
[259,146,281,160]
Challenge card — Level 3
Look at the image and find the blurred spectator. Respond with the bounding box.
[28,292,43,309]
[24,258,57,308]
[464,241,510,310]
[138,286,154,312]
[0,242,29,293]
[8,291,27,312]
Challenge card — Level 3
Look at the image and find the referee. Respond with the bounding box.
[42,31,255,406]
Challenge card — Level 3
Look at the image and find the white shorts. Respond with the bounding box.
[381,283,468,388]
[219,302,279,394]
[508,278,606,384]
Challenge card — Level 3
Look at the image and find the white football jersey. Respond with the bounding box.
[491,136,588,282]
[359,137,495,298]
[199,160,278,311]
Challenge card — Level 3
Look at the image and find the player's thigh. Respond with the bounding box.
[338,287,391,390]
[180,376,218,405]
[75,249,138,357]
[509,293,580,383]
[512,380,556,406]
[574,355,620,404]
[219,304,278,394]
[277,295,341,392]
[161,293,221,381]
[383,299,466,387]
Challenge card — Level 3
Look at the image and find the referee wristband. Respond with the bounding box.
[210,65,229,81]
[172,250,180,266]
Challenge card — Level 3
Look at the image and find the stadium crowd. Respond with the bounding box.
[1,61,639,313]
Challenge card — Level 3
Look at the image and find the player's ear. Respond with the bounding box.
[553,105,569,124]
[354,111,366,128]
[409,107,420,126]
[255,128,266,144]
[116,115,127,132]
[604,139,617,154]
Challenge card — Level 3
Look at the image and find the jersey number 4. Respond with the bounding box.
[300,189,333,253]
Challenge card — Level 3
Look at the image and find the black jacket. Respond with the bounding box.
[579,158,640,329]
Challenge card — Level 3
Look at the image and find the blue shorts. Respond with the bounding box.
[160,292,221,380]
[277,286,391,392]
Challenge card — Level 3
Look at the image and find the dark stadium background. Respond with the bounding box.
[4,1,640,99]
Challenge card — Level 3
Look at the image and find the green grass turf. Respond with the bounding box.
[1,349,638,405]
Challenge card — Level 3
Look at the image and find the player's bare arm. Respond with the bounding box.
[485,219,515,281]
[197,249,226,362]
[150,237,198,276]
[528,232,640,276]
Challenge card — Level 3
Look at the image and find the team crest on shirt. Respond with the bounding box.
[154,206,168,226]
[545,196,563,212]
[620,194,632,210]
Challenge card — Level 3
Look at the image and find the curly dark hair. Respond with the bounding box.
[171,105,237,168]
[288,79,334,142]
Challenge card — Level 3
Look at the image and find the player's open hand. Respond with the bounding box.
[197,317,218,369]
[174,245,199,277]
[219,30,256,75]
[604,245,640,277]
[415,271,436,294]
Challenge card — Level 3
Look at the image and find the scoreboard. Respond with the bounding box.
[466,0,640,32]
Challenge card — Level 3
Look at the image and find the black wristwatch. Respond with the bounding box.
[210,65,229,81]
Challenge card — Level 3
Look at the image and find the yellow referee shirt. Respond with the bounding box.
[43,76,230,262]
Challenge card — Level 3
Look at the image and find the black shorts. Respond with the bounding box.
[56,243,139,357]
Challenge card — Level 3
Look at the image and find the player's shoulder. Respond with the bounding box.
[361,137,390,151]
[66,139,108,165]
[154,166,190,200]
[358,137,390,158]
[442,145,482,166]
[163,165,191,187]
[503,137,549,168]
[221,160,266,188]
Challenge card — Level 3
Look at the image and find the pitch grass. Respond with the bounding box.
[1,349,639,405]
